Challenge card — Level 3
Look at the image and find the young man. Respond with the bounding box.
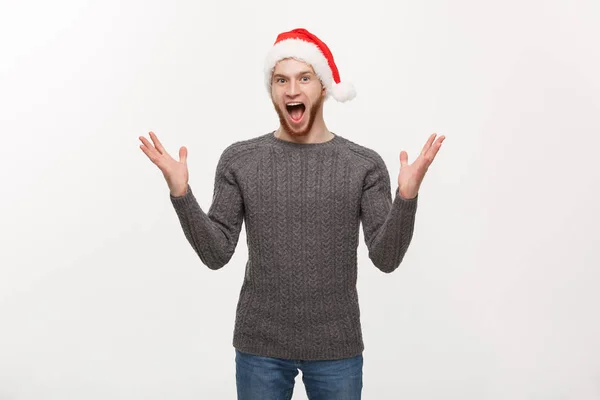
[139,28,444,400]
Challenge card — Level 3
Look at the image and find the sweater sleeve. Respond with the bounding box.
[360,154,419,273]
[169,148,245,270]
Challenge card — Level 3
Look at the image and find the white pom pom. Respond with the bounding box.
[330,81,356,102]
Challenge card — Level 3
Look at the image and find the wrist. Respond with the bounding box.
[398,187,417,200]
[170,184,188,197]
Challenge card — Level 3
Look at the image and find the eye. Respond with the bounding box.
[301,76,310,82]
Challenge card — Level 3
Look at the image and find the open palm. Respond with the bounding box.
[139,131,189,196]
[398,133,445,199]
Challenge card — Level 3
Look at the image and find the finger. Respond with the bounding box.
[149,131,168,155]
[420,133,437,157]
[425,135,445,161]
[139,136,161,160]
[399,150,409,167]
[179,146,188,164]
[139,143,161,164]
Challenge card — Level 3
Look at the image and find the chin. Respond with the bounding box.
[274,104,309,136]
[284,121,312,137]
[285,120,311,136]
[273,96,322,137]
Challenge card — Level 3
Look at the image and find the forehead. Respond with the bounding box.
[273,58,316,76]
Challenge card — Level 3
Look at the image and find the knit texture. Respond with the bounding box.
[170,131,418,360]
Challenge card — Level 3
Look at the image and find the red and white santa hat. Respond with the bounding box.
[264,28,356,102]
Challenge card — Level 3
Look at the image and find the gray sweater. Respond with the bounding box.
[170,131,418,360]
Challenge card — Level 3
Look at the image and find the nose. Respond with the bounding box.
[285,80,300,98]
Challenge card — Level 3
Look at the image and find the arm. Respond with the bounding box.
[360,154,418,273]
[169,148,244,270]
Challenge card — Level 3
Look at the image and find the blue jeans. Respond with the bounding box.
[235,349,363,400]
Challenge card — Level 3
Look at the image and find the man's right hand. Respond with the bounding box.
[139,131,189,197]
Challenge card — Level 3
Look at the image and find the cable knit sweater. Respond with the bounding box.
[170,131,418,360]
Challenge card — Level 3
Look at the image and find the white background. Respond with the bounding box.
[1,0,599,399]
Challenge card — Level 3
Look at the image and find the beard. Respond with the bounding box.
[272,95,324,137]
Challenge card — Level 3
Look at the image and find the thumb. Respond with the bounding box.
[399,150,409,167]
[179,146,188,164]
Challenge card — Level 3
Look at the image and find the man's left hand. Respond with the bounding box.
[398,133,445,200]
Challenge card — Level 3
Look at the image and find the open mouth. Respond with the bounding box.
[285,102,306,123]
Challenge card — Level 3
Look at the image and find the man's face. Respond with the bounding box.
[270,58,326,137]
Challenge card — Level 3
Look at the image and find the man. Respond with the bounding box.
[139,28,444,400]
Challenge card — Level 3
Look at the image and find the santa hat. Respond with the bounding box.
[264,28,356,102]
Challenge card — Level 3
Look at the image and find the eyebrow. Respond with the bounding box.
[273,70,314,79]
